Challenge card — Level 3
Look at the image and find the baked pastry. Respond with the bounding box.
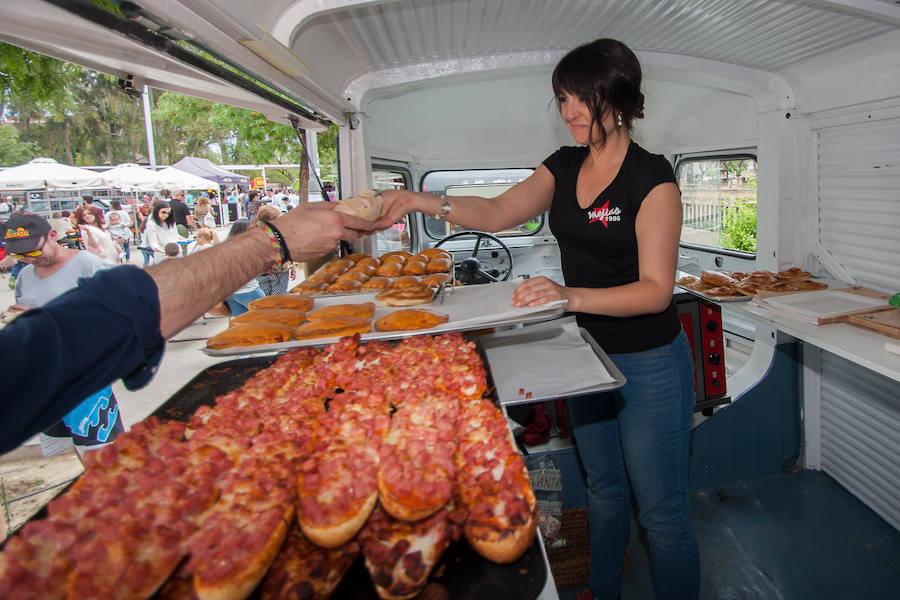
[326,279,363,293]
[292,316,371,340]
[792,280,827,291]
[417,248,452,261]
[333,189,384,221]
[342,252,371,263]
[742,270,777,285]
[249,294,315,312]
[374,262,403,277]
[374,308,449,332]
[348,264,376,276]
[375,286,435,307]
[207,322,294,349]
[704,286,742,298]
[425,258,453,274]
[306,302,375,321]
[355,256,380,268]
[423,273,452,288]
[230,309,308,327]
[336,270,369,283]
[402,260,427,275]
[777,267,811,280]
[381,250,413,261]
[381,254,407,266]
[307,271,338,284]
[390,275,422,289]
[700,269,738,288]
[361,276,391,291]
[294,280,329,294]
[323,259,354,275]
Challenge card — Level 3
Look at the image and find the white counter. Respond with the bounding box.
[735,302,900,383]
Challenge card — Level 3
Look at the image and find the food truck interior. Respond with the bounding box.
[2,1,900,598]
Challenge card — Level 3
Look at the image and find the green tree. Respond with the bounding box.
[0,124,38,165]
[721,200,757,252]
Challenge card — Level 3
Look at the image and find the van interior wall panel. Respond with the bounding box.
[816,116,900,292]
[688,342,800,491]
[819,351,900,531]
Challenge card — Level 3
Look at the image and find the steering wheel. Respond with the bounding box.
[434,231,513,285]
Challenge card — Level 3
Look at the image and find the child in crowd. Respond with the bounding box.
[163,242,181,261]
[107,212,132,261]
[189,227,217,254]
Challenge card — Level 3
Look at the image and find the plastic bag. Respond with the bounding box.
[525,451,564,546]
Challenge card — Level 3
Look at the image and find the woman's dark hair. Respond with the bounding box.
[228,219,252,239]
[552,38,645,147]
[152,201,174,227]
[109,199,122,211]
[248,190,260,202]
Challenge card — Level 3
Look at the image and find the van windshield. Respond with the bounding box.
[421,169,541,238]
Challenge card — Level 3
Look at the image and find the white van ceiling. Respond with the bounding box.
[1,0,897,129]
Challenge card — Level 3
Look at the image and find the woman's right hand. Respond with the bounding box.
[373,190,440,230]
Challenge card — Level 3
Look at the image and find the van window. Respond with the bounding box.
[675,155,758,253]
[372,165,412,254]
[421,169,541,239]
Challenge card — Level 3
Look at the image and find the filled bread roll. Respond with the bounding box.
[333,189,384,220]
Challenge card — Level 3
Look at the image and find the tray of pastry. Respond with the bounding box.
[294,250,454,296]
[675,268,828,303]
[2,336,547,600]
[202,279,566,356]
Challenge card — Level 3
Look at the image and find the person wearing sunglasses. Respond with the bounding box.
[0,202,375,454]
[3,213,125,457]
[144,201,187,264]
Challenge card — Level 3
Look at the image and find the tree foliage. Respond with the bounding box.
[0,42,338,196]
[721,200,757,252]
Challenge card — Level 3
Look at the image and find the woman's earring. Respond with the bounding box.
[617,113,624,127]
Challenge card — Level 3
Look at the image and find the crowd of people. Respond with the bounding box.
[0,183,311,459]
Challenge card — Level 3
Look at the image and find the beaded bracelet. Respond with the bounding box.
[255,221,292,270]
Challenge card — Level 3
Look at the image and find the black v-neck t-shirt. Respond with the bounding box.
[543,142,681,353]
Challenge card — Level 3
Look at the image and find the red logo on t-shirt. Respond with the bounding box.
[587,201,621,228]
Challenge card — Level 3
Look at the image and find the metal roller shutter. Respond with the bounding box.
[819,352,900,530]
[814,111,900,530]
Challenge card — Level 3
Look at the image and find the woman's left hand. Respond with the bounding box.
[511,276,573,308]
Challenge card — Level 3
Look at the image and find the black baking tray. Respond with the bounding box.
[153,345,547,600]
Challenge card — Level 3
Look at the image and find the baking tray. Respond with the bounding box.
[674,282,753,303]
[158,346,546,600]
[479,318,626,406]
[203,280,566,356]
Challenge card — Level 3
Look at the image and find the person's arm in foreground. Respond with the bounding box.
[0,203,373,454]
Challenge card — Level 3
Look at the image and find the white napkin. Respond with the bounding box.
[480,316,620,403]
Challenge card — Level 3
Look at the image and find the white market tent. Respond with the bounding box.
[100,163,163,192]
[0,157,108,190]
[156,167,219,194]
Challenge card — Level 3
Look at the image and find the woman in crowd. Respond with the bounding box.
[374,38,697,600]
[223,220,264,315]
[188,227,217,254]
[192,194,216,229]
[254,205,294,295]
[144,201,184,265]
[76,205,120,264]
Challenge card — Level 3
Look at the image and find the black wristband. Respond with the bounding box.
[260,221,292,266]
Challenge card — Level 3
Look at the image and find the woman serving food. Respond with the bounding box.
[374,38,698,600]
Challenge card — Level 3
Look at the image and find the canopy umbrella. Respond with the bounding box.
[0,157,108,190]
[171,156,250,186]
[156,167,219,193]
[100,163,163,192]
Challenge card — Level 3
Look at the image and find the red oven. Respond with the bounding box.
[675,291,731,413]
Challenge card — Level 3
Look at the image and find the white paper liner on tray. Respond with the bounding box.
[479,316,621,403]
[203,279,566,356]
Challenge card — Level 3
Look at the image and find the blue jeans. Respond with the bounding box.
[569,330,698,600]
[225,286,265,316]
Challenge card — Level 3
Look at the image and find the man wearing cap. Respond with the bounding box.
[4,213,125,456]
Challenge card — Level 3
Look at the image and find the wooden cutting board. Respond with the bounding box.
[847,308,900,339]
